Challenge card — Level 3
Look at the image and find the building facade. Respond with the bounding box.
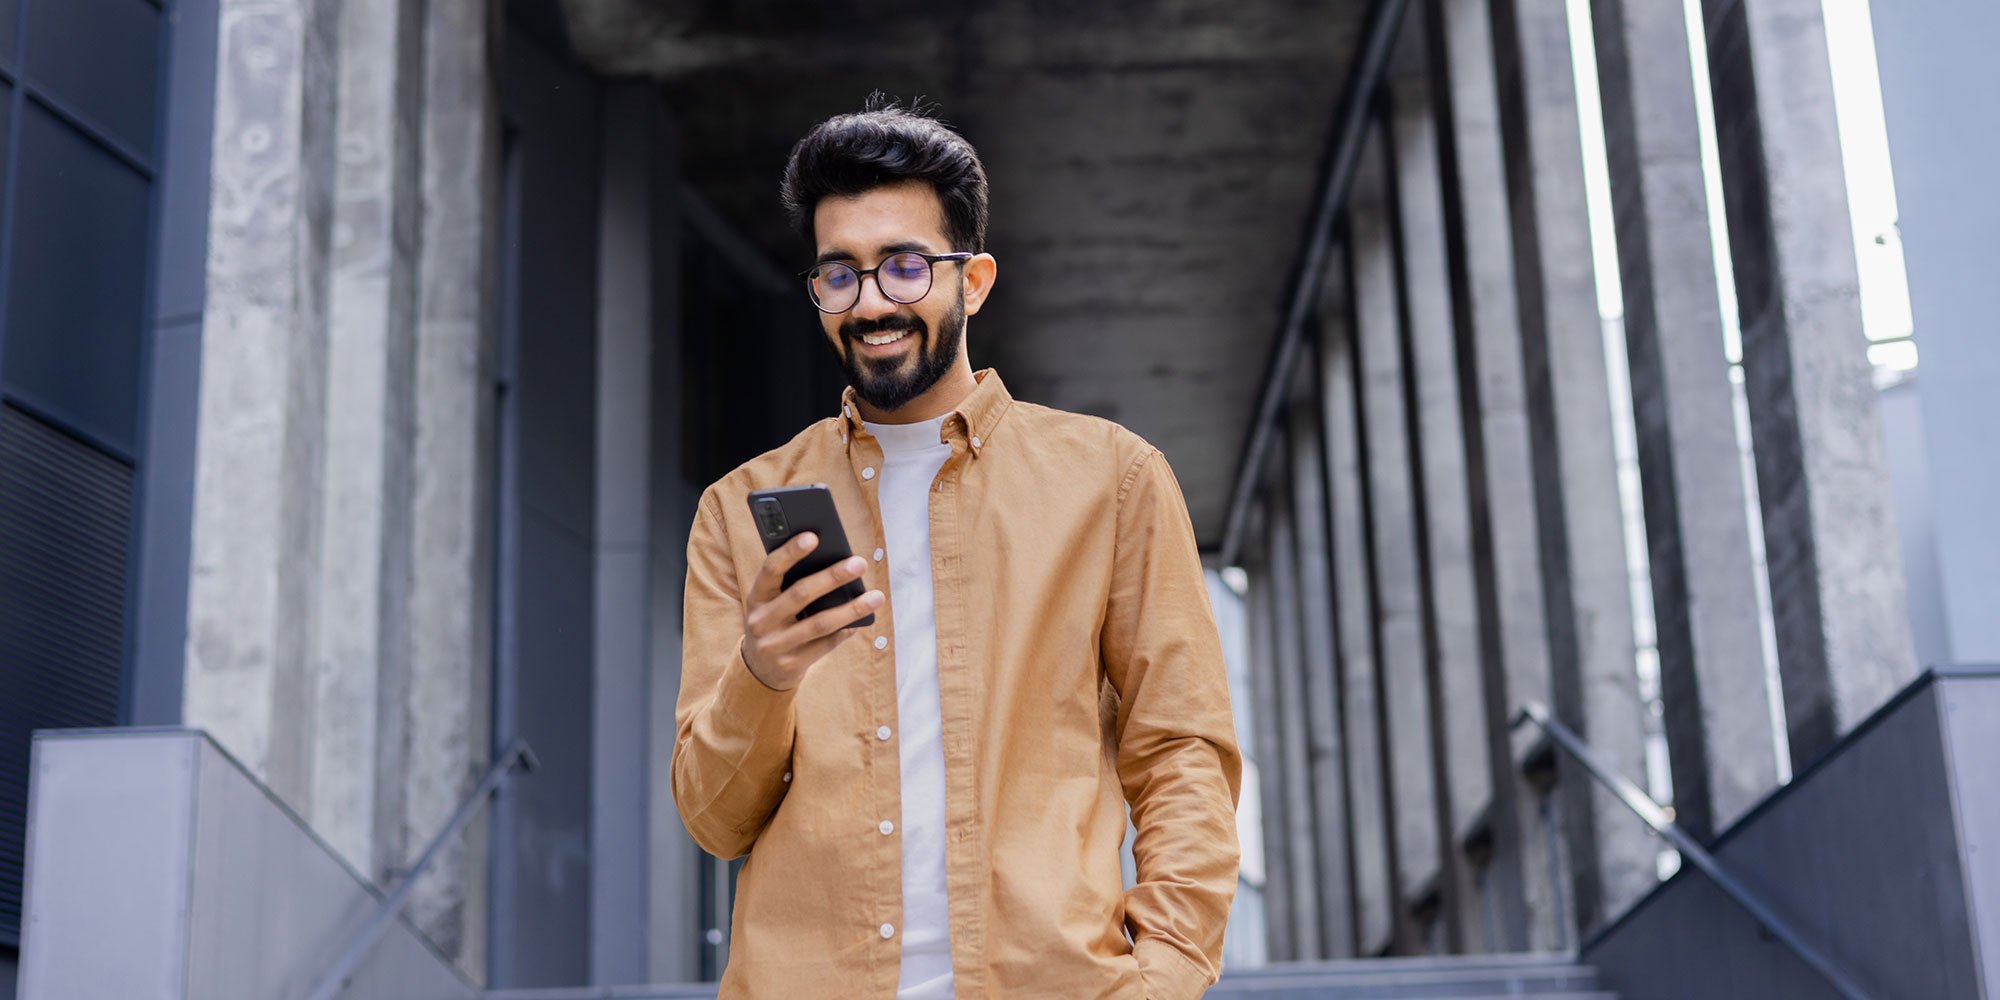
[2,0,1997,997]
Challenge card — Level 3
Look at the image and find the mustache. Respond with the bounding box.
[841,315,926,342]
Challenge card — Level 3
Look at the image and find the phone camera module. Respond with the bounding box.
[754,498,787,538]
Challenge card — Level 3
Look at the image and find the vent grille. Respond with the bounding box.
[0,402,133,943]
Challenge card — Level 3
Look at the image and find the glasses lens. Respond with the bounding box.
[878,253,932,304]
[810,263,860,312]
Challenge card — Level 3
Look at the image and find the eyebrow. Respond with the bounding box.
[814,240,939,267]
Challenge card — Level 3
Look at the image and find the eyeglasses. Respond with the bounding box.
[800,251,974,314]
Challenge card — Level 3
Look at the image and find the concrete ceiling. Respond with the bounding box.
[559,1,1367,549]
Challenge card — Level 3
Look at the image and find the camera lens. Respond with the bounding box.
[754,498,786,537]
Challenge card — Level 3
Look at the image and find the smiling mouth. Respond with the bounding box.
[859,329,914,348]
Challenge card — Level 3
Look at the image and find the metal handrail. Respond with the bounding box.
[305,739,539,1000]
[1511,702,1876,1000]
[1216,0,1410,567]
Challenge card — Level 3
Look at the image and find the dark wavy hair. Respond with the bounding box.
[781,95,989,253]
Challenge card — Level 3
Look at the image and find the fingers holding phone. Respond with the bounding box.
[742,488,885,690]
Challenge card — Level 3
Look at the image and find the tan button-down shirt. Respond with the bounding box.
[674,370,1242,999]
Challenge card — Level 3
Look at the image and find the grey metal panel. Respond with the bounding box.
[17,733,196,999]
[1583,676,1984,1000]
[183,734,478,1000]
[493,16,603,988]
[1872,4,2000,666]
[131,0,224,728]
[645,132,702,984]
[1939,673,2000,996]
[592,81,660,987]
[20,729,479,1000]
[1876,382,1949,674]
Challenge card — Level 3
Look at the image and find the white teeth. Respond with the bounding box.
[862,331,907,346]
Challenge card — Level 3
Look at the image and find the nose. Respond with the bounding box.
[849,272,899,320]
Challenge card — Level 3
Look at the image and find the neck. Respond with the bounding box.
[854,355,978,425]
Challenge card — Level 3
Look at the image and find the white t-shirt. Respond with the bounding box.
[863,416,956,1000]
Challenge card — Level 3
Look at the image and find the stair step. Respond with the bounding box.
[1212,955,1600,999]
[1210,992,1614,1000]
[482,957,1606,1000]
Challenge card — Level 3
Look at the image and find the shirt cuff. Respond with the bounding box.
[1135,937,1214,1000]
[713,642,799,754]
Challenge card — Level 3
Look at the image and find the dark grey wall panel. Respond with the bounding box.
[0,0,16,69]
[492,16,600,988]
[24,0,162,155]
[1,104,150,455]
[1584,674,1985,1000]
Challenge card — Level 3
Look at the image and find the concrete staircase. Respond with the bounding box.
[1209,953,1610,999]
[481,953,1611,1000]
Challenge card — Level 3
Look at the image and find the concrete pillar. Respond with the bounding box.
[1588,0,1778,838]
[1319,262,1396,955]
[311,0,425,884]
[1488,0,1657,931]
[402,0,502,975]
[1422,0,1566,951]
[1389,61,1490,953]
[1698,0,1915,761]
[182,0,341,809]
[1244,513,1298,962]
[1349,122,1442,949]
[1265,465,1326,960]
[1870,3,2000,666]
[1286,367,1357,958]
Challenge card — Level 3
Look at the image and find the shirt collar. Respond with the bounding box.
[839,368,1014,456]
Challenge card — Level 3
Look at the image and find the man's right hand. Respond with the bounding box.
[741,532,885,691]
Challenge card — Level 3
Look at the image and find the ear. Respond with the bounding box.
[962,252,998,316]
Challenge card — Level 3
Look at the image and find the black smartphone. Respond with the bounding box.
[746,485,876,629]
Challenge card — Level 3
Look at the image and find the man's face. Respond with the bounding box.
[810,181,992,413]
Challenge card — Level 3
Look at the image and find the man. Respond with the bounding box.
[672,97,1242,999]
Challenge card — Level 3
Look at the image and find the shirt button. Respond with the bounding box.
[970,435,981,449]
[880,923,895,939]
[876,725,892,741]
[879,819,895,836]
[872,547,884,562]
[874,635,888,650]
[862,467,876,481]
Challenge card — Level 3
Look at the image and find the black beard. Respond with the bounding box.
[835,291,965,413]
